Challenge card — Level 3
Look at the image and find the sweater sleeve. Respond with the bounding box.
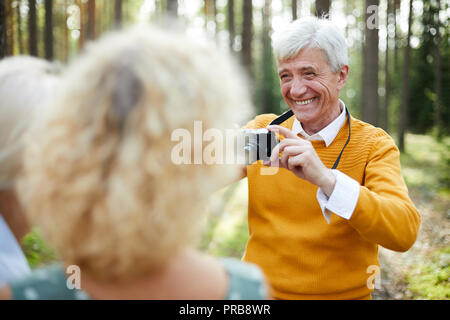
[348,133,421,252]
[242,114,278,130]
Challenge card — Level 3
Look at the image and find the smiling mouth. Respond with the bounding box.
[295,98,315,105]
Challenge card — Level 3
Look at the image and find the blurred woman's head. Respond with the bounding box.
[19,26,253,282]
[0,56,59,190]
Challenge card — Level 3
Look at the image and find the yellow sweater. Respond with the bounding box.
[243,113,421,300]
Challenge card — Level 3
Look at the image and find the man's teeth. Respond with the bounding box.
[295,98,314,105]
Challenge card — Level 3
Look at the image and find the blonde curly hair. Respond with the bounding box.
[18,26,253,281]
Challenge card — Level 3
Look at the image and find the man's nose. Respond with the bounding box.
[290,78,307,97]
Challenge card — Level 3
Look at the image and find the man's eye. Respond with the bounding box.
[305,72,315,77]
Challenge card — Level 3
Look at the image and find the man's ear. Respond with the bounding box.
[337,65,349,90]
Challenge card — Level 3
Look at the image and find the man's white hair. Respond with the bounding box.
[0,56,59,189]
[272,16,348,72]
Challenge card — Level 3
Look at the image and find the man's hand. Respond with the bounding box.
[264,125,336,197]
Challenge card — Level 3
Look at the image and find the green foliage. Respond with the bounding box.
[21,229,58,269]
[254,46,284,116]
[343,48,364,118]
[396,134,449,300]
[199,181,250,259]
[400,134,450,201]
[206,216,248,258]
[441,141,450,192]
[409,1,450,135]
[251,3,284,117]
[406,247,450,300]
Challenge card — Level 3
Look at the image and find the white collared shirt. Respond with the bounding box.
[291,100,360,224]
[292,101,348,147]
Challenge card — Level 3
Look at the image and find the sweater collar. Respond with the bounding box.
[291,100,347,147]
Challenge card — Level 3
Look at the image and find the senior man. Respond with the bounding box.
[241,17,421,300]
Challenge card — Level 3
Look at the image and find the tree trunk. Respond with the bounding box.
[123,0,128,23]
[204,0,207,26]
[242,0,253,78]
[292,0,297,20]
[382,0,392,132]
[114,0,122,28]
[344,0,351,39]
[433,0,442,137]
[362,0,379,126]
[0,0,6,58]
[96,0,101,35]
[228,0,234,50]
[78,0,84,50]
[315,0,330,18]
[87,0,95,40]
[262,0,272,113]
[45,0,53,61]
[17,1,23,54]
[156,0,163,15]
[167,0,178,17]
[204,0,216,34]
[63,0,69,61]
[398,0,413,152]
[394,0,399,72]
[28,0,38,56]
[212,0,217,24]
[6,0,13,55]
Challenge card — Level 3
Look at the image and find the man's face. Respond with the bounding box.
[277,47,348,133]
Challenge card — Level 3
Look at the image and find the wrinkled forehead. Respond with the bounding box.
[276,47,332,71]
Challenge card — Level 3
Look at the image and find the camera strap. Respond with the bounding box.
[331,108,351,169]
[268,108,351,170]
[269,109,294,126]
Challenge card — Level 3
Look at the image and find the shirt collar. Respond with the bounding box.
[292,100,347,147]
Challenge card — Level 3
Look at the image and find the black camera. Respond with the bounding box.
[241,129,279,164]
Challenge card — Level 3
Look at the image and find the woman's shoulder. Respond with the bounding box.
[7,256,269,300]
[8,263,90,300]
[218,257,269,300]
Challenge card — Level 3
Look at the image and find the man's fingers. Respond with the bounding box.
[278,139,310,151]
[267,125,298,139]
[270,139,309,163]
[269,139,295,163]
[264,155,288,169]
[282,146,308,156]
[280,150,289,168]
[287,154,306,171]
[280,146,308,168]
